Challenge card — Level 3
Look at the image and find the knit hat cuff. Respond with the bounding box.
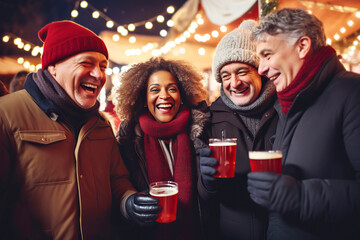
[42,35,108,68]
[213,49,259,83]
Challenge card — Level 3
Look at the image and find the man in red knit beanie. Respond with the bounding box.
[0,20,160,239]
[247,8,360,240]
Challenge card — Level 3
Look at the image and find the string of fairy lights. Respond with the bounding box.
[71,0,176,39]
[2,0,360,72]
[1,33,43,72]
[70,1,228,58]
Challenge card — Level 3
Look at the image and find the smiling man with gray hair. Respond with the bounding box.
[247,8,360,240]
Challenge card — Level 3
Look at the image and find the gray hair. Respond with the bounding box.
[252,8,326,52]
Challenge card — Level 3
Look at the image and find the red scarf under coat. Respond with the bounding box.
[139,106,194,232]
[278,46,336,113]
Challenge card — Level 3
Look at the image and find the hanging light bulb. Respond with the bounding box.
[80,1,88,8]
[92,11,100,19]
[128,24,135,31]
[2,35,9,42]
[24,44,31,51]
[112,34,120,41]
[167,6,175,14]
[14,37,21,45]
[157,15,165,23]
[145,22,153,29]
[71,10,78,18]
[106,21,114,28]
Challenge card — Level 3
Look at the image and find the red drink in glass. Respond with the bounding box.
[249,151,282,174]
[149,181,178,223]
[209,138,237,178]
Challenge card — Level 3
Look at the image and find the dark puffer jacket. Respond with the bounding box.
[197,97,278,240]
[269,54,360,240]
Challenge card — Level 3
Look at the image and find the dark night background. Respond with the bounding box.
[0,0,187,56]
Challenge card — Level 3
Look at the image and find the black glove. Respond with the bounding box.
[200,147,219,192]
[247,172,300,216]
[125,192,162,226]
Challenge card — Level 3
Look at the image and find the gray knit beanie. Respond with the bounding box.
[212,19,259,83]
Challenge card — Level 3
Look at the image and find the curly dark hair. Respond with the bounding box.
[114,57,208,122]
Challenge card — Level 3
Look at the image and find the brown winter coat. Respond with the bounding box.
[0,90,136,239]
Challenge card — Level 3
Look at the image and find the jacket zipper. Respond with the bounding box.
[74,117,99,240]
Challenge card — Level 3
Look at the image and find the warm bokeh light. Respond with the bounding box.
[160,29,167,37]
[167,20,174,27]
[71,10,78,18]
[31,46,40,56]
[128,24,135,31]
[106,21,114,28]
[80,1,88,8]
[198,48,205,55]
[129,36,136,43]
[92,11,100,19]
[112,34,120,41]
[157,15,165,23]
[105,68,112,76]
[17,42,24,49]
[167,6,175,14]
[211,30,219,38]
[24,44,31,51]
[145,22,153,29]
[17,57,24,64]
[220,26,227,32]
[14,37,21,45]
[197,18,204,25]
[179,47,186,54]
[2,35,9,42]
[112,67,120,75]
[23,61,30,69]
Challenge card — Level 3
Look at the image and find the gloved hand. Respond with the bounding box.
[247,172,300,216]
[200,147,219,192]
[125,192,162,226]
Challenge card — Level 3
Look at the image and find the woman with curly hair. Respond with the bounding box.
[114,57,208,240]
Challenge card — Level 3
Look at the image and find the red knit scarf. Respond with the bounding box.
[139,106,193,218]
[278,46,336,113]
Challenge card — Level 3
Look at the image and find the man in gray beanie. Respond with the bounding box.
[196,20,278,240]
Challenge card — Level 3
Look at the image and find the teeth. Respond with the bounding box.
[232,88,248,94]
[269,76,278,81]
[82,83,97,89]
[157,104,172,108]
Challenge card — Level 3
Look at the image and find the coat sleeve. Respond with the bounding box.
[0,109,14,237]
[299,81,360,223]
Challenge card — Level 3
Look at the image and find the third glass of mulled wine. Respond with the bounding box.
[248,150,282,174]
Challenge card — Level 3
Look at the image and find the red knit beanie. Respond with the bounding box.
[38,20,109,69]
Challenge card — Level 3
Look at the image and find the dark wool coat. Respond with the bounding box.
[116,105,207,240]
[269,54,360,240]
[197,97,278,240]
